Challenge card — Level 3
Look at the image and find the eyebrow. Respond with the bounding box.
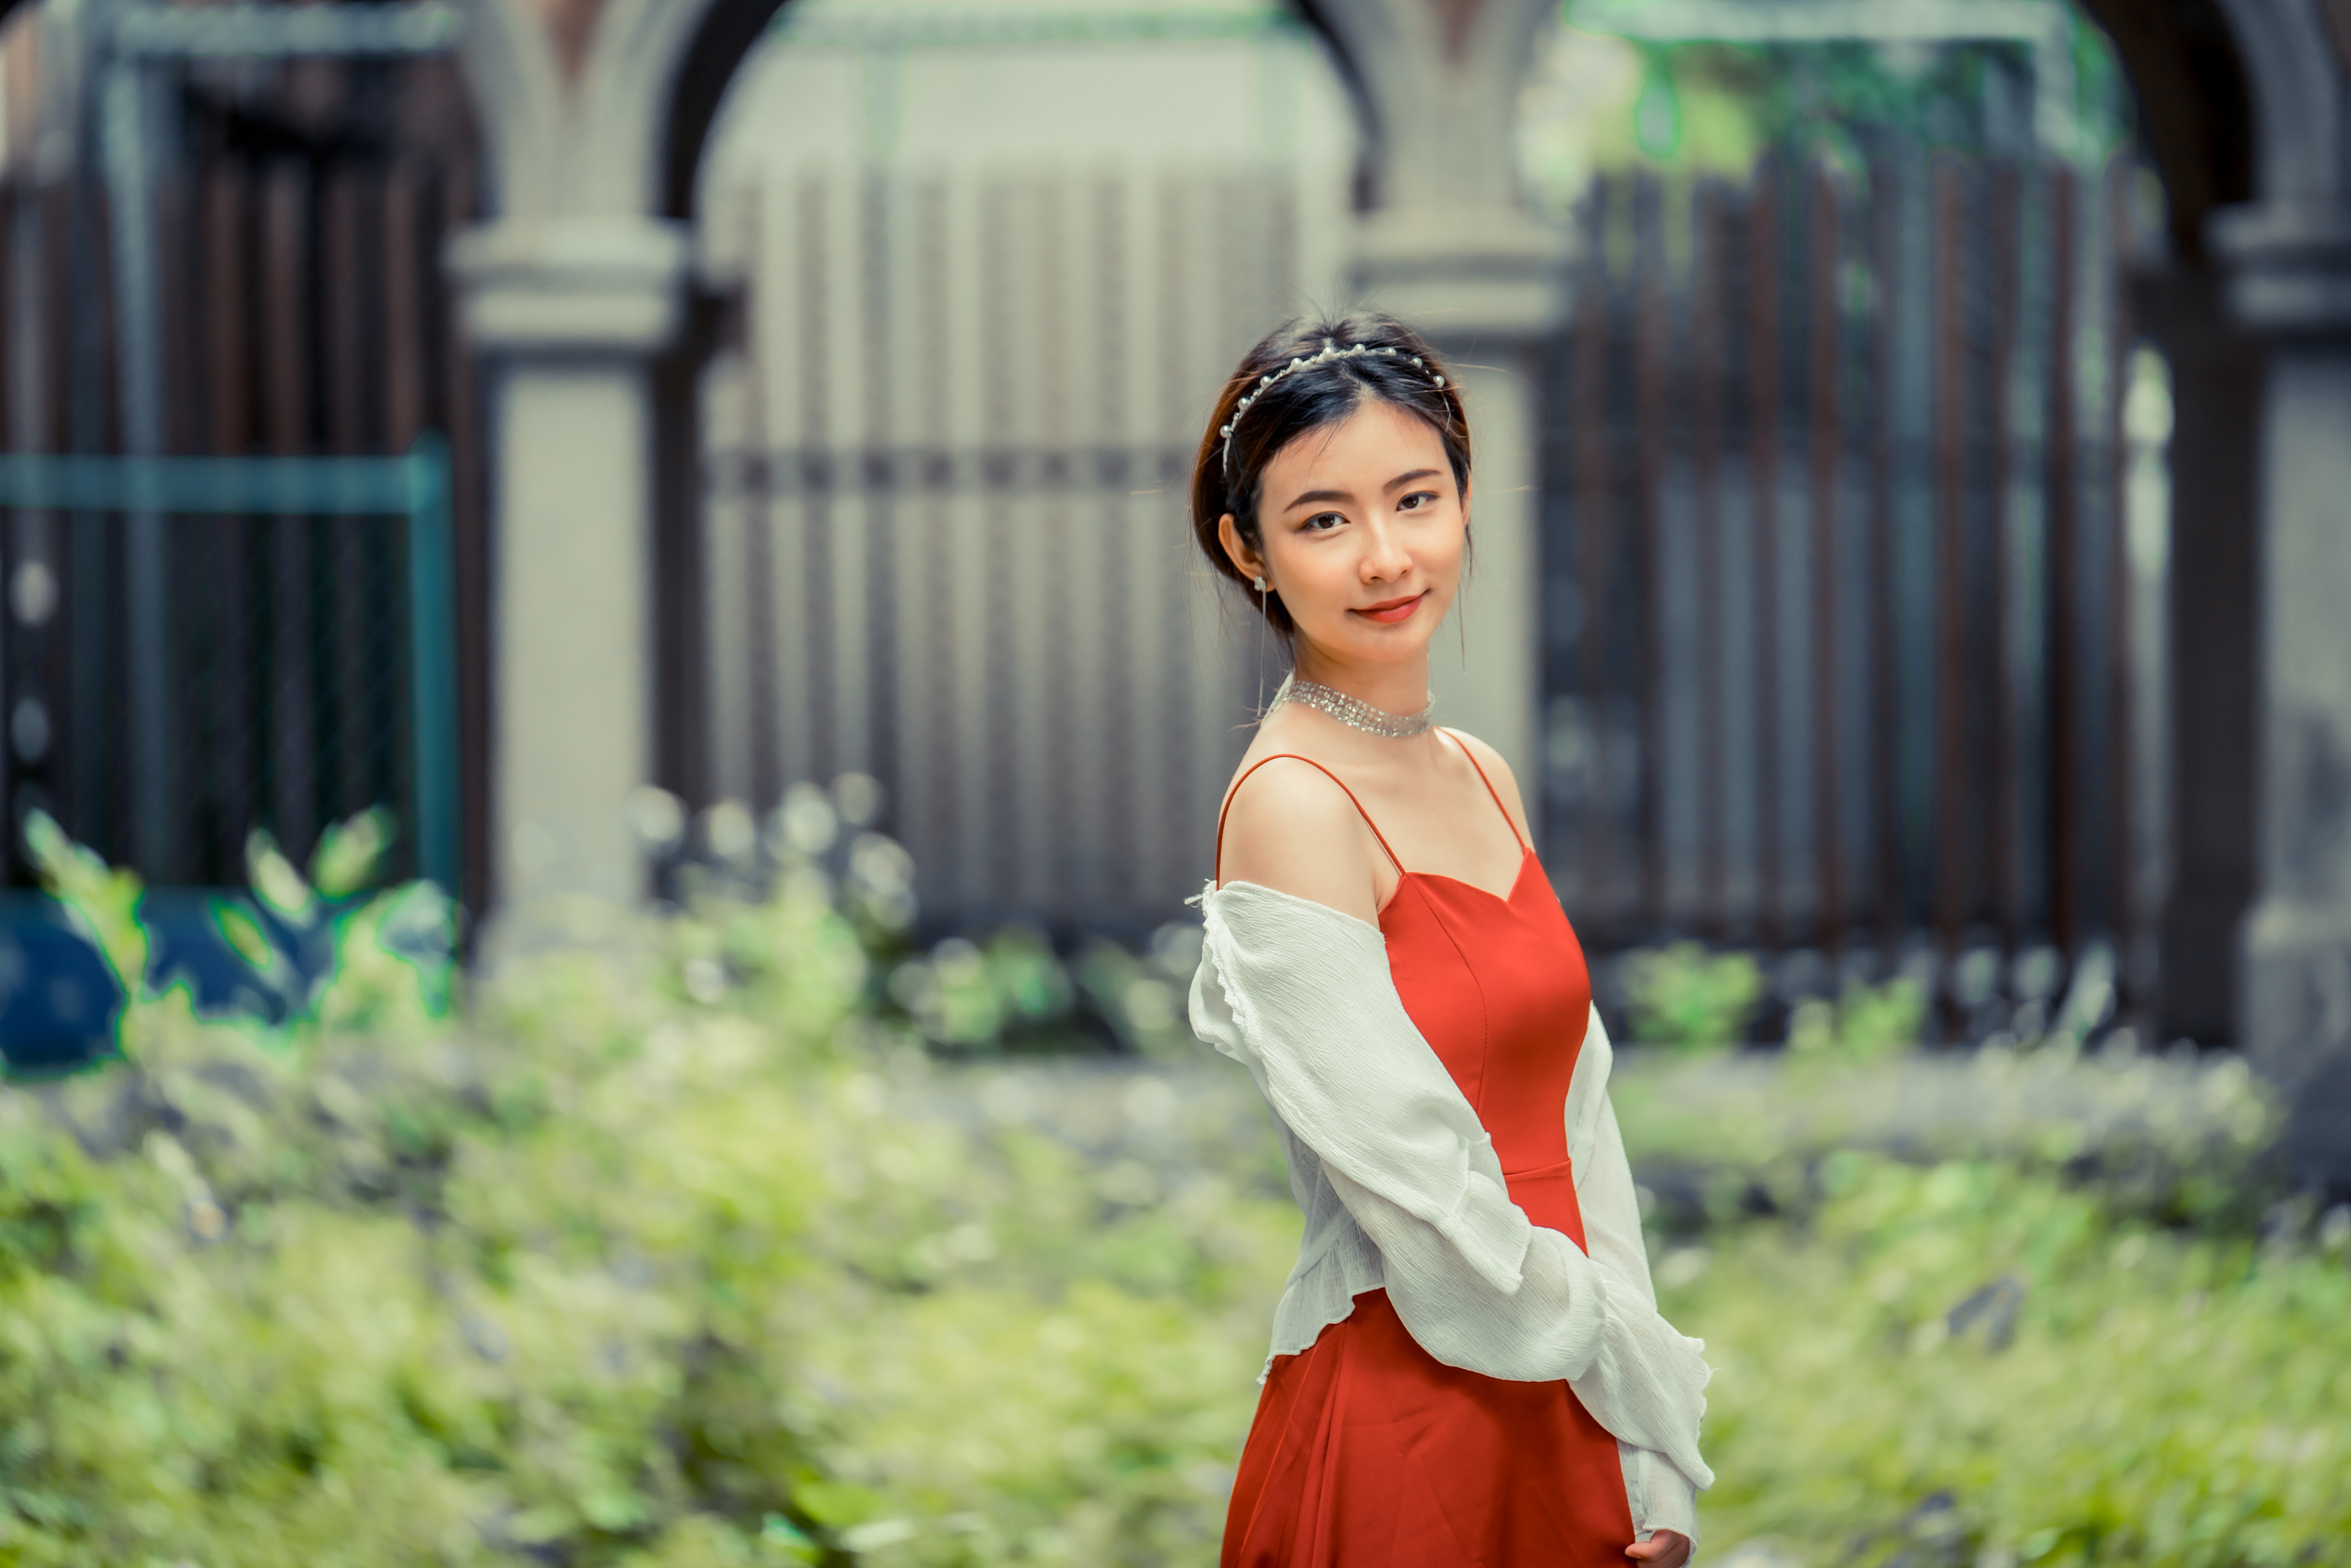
[1282,468,1446,513]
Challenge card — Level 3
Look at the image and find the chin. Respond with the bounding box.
[1334,624,1438,660]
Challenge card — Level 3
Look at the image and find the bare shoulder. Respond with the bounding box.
[1216,750,1385,923]
[1443,728,1536,846]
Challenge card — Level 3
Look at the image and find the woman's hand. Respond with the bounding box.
[1625,1529,1691,1568]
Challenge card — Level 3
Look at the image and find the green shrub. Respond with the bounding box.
[1620,942,1766,1050]
[1663,1153,2351,1567]
[1786,976,1928,1063]
[1,816,1294,1566]
[5,814,2346,1567]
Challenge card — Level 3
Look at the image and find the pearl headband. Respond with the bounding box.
[1218,339,1448,477]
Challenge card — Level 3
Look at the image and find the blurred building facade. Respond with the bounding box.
[0,0,2348,1180]
[439,0,1565,958]
[684,6,1355,936]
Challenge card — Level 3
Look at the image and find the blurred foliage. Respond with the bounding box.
[2,807,1294,1566]
[1658,1153,2351,1568]
[1786,976,1928,1064]
[1611,21,2127,166]
[1613,1037,2283,1237]
[4,803,2346,1565]
[1730,38,2048,161]
[1619,941,1765,1050]
[649,780,1198,1061]
[1527,7,2135,212]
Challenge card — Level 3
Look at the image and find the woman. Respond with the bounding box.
[1186,314,1712,1567]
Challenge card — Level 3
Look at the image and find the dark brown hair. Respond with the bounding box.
[1189,312,1472,639]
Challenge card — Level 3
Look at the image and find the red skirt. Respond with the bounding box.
[1219,1284,1637,1567]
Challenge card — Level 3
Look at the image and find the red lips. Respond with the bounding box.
[1353,592,1428,625]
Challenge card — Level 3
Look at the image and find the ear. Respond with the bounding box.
[1217,512,1267,584]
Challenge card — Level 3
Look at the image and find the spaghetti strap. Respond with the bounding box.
[1440,728,1529,852]
[1215,754,1405,885]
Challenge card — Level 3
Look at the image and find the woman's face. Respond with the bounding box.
[1221,397,1469,670]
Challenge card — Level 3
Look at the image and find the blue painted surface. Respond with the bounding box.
[0,890,343,1074]
[0,899,125,1072]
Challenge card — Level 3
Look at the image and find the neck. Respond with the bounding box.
[1289,641,1432,717]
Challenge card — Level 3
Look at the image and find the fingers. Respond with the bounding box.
[1624,1531,1692,1568]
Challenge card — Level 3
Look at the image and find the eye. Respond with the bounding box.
[1300,510,1346,532]
[1398,490,1441,512]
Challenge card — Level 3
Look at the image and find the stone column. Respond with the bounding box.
[1311,0,1565,812]
[2138,268,2264,1048]
[2212,201,2351,1189]
[447,216,690,952]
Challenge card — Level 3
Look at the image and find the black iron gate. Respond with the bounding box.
[1541,149,2154,1025]
[0,25,486,901]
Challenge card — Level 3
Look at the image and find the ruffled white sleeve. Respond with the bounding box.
[1566,1006,1705,1545]
[1190,881,1714,1495]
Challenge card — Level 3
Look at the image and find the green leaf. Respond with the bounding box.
[248,828,316,921]
[21,808,149,993]
[1620,941,1763,1050]
[213,900,274,970]
[309,807,395,899]
[793,1479,883,1529]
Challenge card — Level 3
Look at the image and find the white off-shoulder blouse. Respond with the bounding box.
[1188,878,1712,1546]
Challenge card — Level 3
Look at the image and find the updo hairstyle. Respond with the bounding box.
[1189,312,1472,640]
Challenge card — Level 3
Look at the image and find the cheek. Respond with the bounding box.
[1284,560,1348,615]
[1425,516,1470,575]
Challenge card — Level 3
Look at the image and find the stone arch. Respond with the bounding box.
[2074,0,2257,260]
[2211,0,2345,203]
[654,0,798,222]
[459,0,765,217]
[446,0,1382,941]
[627,0,1380,812]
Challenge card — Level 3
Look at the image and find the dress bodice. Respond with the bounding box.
[1380,847,1594,1249]
[1381,851,1593,1173]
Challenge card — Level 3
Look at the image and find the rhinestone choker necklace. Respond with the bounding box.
[1271,673,1436,738]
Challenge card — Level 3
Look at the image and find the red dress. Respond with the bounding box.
[1215,739,1637,1568]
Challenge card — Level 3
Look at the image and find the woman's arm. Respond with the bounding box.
[1190,882,1714,1488]
[1570,1001,1709,1544]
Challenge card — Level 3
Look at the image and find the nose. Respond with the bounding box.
[1358,517,1412,583]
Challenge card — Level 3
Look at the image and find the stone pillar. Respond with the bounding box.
[2138,268,2264,1047]
[1310,0,1565,810]
[447,216,690,951]
[2212,201,2351,1189]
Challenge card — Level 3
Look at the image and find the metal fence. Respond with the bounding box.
[695,166,1304,938]
[1539,150,2156,1017]
[0,445,459,893]
[0,151,485,895]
